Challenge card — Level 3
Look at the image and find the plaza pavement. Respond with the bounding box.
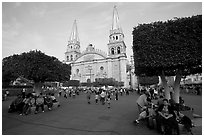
[2,91,202,135]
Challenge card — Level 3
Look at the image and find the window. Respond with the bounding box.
[111,48,115,55]
[76,55,77,58]
[71,46,72,49]
[67,56,69,61]
[71,55,73,60]
[117,47,121,54]
[116,36,118,40]
[113,36,115,40]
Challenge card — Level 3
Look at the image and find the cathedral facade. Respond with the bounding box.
[64,6,130,88]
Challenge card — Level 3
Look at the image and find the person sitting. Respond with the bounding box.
[35,93,45,114]
[136,90,150,114]
[44,93,53,111]
[8,94,24,113]
[21,94,33,115]
[156,99,179,135]
[177,112,193,134]
[50,93,58,103]
[133,98,156,126]
[157,95,164,107]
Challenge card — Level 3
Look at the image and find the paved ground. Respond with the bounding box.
[2,91,202,135]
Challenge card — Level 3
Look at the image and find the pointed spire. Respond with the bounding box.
[112,6,121,31]
[69,20,80,43]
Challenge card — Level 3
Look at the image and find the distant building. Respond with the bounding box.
[12,76,34,86]
[181,74,202,85]
[64,6,130,88]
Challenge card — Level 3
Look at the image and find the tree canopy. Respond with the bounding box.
[132,15,202,76]
[138,76,159,86]
[2,50,71,87]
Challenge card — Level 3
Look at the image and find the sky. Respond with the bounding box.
[2,2,202,62]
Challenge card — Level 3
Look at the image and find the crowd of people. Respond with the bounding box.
[133,88,193,135]
[7,85,194,135]
[8,89,59,115]
[58,87,131,109]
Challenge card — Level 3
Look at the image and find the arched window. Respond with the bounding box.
[117,47,121,54]
[67,56,69,61]
[70,55,73,61]
[116,36,118,40]
[113,36,115,40]
[111,48,115,55]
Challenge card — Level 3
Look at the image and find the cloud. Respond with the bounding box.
[30,3,47,18]
[2,27,47,58]
[3,17,22,42]
[14,2,22,8]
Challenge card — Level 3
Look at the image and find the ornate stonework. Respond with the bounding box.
[65,6,130,87]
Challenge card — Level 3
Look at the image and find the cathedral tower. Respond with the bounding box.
[108,6,126,58]
[65,20,81,64]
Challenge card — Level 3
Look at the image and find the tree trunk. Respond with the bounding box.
[160,70,170,100]
[173,69,182,103]
[34,82,43,94]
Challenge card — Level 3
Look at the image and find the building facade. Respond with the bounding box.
[64,6,130,88]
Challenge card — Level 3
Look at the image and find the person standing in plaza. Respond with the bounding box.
[58,89,62,97]
[95,92,99,104]
[107,93,111,108]
[72,89,76,98]
[100,90,106,105]
[86,88,92,104]
[115,88,119,100]
[120,88,123,96]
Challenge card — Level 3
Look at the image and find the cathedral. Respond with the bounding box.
[64,6,137,88]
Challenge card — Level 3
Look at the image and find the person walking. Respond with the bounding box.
[115,89,119,101]
[86,88,92,104]
[107,93,111,108]
[100,90,106,105]
[95,92,99,104]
